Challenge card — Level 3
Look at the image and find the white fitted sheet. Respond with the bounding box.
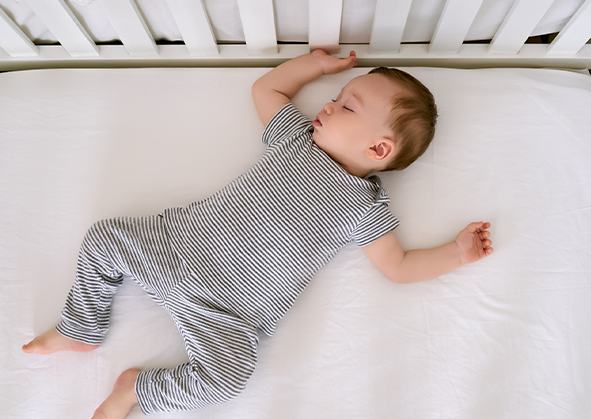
[1,66,591,419]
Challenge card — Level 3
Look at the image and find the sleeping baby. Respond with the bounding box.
[22,50,493,418]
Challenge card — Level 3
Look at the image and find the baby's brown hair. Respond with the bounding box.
[368,67,437,171]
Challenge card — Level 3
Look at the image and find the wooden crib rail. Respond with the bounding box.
[1,0,590,71]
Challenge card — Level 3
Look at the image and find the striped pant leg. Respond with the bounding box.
[56,215,186,344]
[135,278,259,414]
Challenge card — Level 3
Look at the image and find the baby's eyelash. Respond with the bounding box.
[331,99,353,112]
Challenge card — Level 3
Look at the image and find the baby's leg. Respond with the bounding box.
[92,368,140,419]
[22,219,123,353]
[22,219,127,350]
[136,292,259,413]
[24,215,185,352]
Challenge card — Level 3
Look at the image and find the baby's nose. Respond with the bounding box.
[324,101,334,114]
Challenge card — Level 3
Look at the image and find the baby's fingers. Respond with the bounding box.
[467,221,491,232]
[482,237,493,258]
[325,51,358,74]
[336,51,358,71]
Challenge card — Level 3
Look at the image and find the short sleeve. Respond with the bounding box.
[351,184,400,247]
[262,103,313,147]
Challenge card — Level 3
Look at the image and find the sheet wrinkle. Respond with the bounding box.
[417,284,432,339]
[443,363,468,415]
[524,92,591,154]
[573,252,591,286]
[514,388,574,416]
[518,233,588,260]
[565,290,579,392]
[560,179,591,200]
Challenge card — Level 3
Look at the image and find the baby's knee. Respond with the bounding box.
[196,366,248,401]
[136,364,250,413]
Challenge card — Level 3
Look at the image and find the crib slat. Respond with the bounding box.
[430,0,484,53]
[166,0,218,56]
[489,0,555,54]
[237,0,277,55]
[0,8,39,57]
[548,0,591,54]
[23,0,98,57]
[369,0,412,53]
[96,0,158,56]
[309,0,342,53]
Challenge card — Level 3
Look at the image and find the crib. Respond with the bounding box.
[1,0,591,69]
[1,1,591,419]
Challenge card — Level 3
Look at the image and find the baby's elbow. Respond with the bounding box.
[251,81,261,99]
[383,260,413,284]
[388,275,404,284]
[374,260,407,284]
[384,270,406,284]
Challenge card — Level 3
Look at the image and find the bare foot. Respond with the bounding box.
[92,368,140,419]
[22,328,99,355]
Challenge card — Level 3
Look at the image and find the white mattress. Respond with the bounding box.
[0,0,585,45]
[1,66,591,419]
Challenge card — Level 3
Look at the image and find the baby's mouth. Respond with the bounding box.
[313,116,322,127]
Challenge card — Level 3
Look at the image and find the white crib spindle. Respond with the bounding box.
[166,0,218,56]
[369,0,413,54]
[23,0,98,57]
[548,0,591,55]
[489,0,555,54]
[237,0,277,55]
[95,0,158,56]
[309,0,343,53]
[429,0,484,54]
[0,8,39,57]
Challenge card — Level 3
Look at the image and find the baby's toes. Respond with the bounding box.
[22,338,41,353]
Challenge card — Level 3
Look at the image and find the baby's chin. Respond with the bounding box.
[311,128,318,141]
[312,129,325,148]
[312,132,336,158]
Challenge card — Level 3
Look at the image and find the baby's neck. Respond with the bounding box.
[315,143,375,178]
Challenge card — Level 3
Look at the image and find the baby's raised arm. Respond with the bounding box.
[251,50,358,127]
[363,222,493,284]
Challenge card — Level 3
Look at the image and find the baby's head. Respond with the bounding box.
[312,67,437,177]
[369,67,437,171]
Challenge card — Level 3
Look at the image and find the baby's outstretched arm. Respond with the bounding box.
[252,49,358,126]
[363,222,493,284]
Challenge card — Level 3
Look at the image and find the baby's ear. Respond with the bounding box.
[366,138,396,162]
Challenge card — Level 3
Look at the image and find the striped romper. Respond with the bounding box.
[56,103,400,414]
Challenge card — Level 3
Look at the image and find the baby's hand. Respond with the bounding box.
[311,49,358,75]
[455,222,493,265]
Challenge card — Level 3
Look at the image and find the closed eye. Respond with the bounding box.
[331,99,353,112]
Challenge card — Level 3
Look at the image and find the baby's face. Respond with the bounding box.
[312,74,403,174]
